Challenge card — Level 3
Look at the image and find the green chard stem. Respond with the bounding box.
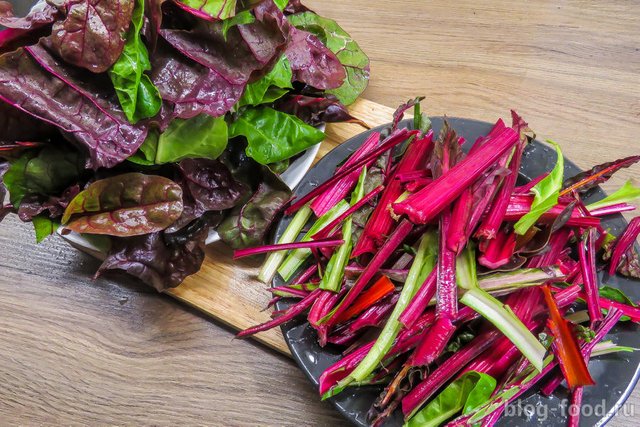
[277,200,350,282]
[257,205,313,283]
[457,244,546,372]
[320,168,368,292]
[323,230,438,399]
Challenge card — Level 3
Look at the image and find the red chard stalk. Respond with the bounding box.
[475,112,530,240]
[352,131,434,257]
[286,128,417,214]
[578,228,603,326]
[608,217,640,278]
[392,126,518,224]
[309,131,381,217]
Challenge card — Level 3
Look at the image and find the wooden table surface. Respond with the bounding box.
[1,0,639,425]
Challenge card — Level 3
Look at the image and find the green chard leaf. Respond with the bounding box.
[3,147,83,207]
[229,107,324,165]
[600,285,638,321]
[587,180,640,211]
[32,215,58,243]
[600,285,637,307]
[221,10,255,40]
[405,371,497,427]
[175,0,236,20]
[238,55,293,107]
[61,173,183,237]
[514,140,564,235]
[273,0,288,10]
[130,115,229,164]
[127,132,159,166]
[288,12,370,105]
[109,0,162,123]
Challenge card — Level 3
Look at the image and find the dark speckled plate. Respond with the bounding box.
[273,118,640,427]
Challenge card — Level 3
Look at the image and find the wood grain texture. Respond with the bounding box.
[1,0,639,425]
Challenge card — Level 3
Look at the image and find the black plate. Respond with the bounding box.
[274,118,640,427]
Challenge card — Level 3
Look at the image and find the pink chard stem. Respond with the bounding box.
[352,131,434,257]
[608,217,640,275]
[325,219,414,326]
[393,126,518,224]
[237,289,321,338]
[286,128,417,215]
[398,269,437,328]
[233,238,344,259]
[310,132,381,217]
[578,228,603,326]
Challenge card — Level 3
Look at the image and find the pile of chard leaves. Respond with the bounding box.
[0,0,370,291]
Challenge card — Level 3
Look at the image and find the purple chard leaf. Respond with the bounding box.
[49,0,136,73]
[178,158,249,211]
[61,173,183,236]
[0,45,148,168]
[96,216,211,291]
[284,26,345,90]
[274,94,367,127]
[151,42,245,119]
[0,0,59,29]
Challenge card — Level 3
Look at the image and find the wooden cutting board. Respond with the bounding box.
[166,98,397,356]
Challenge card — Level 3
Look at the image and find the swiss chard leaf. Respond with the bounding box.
[406,371,497,427]
[218,170,291,249]
[274,94,366,127]
[602,287,636,305]
[62,173,183,236]
[221,10,255,40]
[17,185,80,222]
[96,216,211,291]
[0,0,58,53]
[32,214,57,243]
[1,46,148,168]
[288,12,370,105]
[151,42,245,119]
[144,0,166,51]
[514,140,564,235]
[174,0,236,21]
[159,1,288,86]
[284,26,345,90]
[178,158,248,211]
[127,132,159,166]
[229,106,325,165]
[50,0,135,73]
[0,0,58,29]
[153,1,289,119]
[238,55,292,106]
[133,114,229,164]
[0,102,56,144]
[600,285,637,311]
[587,180,640,212]
[273,0,288,10]
[3,147,83,207]
[283,0,310,14]
[109,0,162,123]
[562,155,640,195]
